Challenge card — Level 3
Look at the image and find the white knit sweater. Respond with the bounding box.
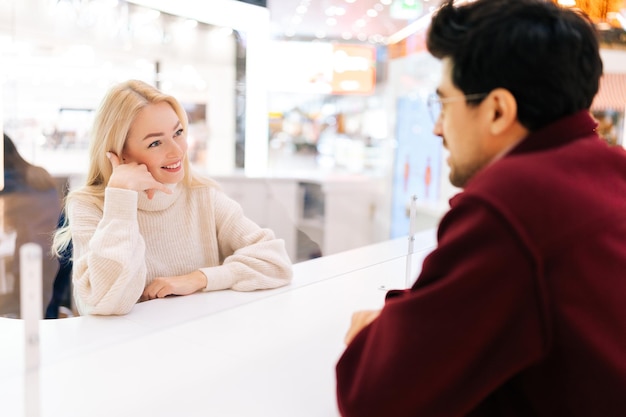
[68,183,293,315]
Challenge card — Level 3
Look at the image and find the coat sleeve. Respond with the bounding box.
[69,188,147,315]
[199,189,293,292]
[336,196,548,417]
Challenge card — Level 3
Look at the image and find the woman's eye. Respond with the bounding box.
[148,140,161,148]
[174,128,184,137]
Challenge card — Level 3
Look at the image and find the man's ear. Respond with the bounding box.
[487,88,518,136]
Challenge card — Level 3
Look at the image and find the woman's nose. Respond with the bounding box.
[166,139,184,156]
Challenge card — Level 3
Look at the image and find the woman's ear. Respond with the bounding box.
[487,88,518,136]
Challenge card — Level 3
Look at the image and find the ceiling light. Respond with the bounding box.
[326,6,347,16]
[367,9,378,17]
[380,0,392,5]
[613,12,626,29]
[390,0,422,19]
[387,9,433,44]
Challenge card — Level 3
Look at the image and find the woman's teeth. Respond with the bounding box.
[163,161,181,169]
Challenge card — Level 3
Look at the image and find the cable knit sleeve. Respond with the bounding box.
[199,189,293,292]
[69,188,147,315]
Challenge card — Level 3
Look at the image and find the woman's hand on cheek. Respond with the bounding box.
[106,152,172,199]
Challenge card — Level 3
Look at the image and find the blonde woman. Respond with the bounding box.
[53,80,292,316]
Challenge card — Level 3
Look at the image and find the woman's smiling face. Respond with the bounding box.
[122,101,188,185]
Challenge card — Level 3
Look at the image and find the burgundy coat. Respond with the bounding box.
[336,110,626,417]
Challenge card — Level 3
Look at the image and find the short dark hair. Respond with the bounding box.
[427,0,603,131]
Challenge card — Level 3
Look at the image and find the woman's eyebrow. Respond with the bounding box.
[142,121,181,141]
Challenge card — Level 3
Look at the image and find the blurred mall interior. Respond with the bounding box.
[1,0,626,262]
[1,3,625,415]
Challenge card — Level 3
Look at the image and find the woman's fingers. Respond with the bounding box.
[106,151,121,168]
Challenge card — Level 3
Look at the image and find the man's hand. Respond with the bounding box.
[345,309,381,345]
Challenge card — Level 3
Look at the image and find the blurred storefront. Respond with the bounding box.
[2,0,626,252]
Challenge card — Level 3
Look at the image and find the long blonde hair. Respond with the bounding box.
[52,80,215,257]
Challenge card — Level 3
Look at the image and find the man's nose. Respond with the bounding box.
[432,117,443,137]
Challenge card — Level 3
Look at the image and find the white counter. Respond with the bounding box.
[0,229,437,417]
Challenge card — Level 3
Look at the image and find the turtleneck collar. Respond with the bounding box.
[137,182,182,212]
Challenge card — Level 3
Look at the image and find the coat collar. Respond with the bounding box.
[509,110,599,156]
